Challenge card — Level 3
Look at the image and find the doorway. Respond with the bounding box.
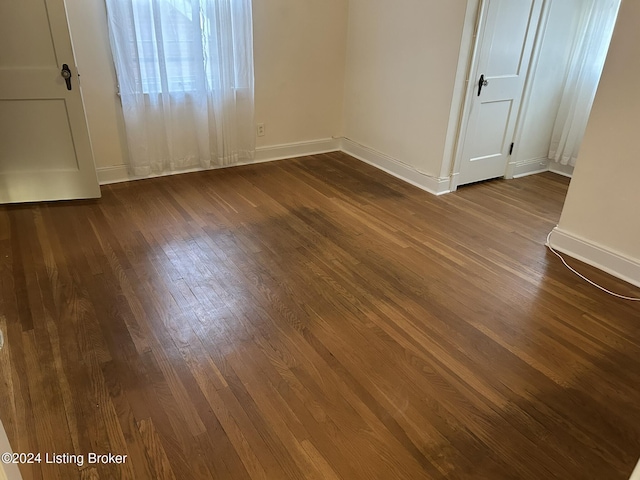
[448,0,620,190]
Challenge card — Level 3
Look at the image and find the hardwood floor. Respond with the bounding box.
[1,152,639,479]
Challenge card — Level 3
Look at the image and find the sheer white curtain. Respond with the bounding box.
[549,0,620,167]
[106,0,254,176]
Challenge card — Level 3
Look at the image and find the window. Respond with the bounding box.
[107,0,253,96]
[131,0,203,93]
[105,0,255,175]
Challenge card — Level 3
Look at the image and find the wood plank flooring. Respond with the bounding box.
[1,152,639,479]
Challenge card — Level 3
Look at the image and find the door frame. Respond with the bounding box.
[442,0,553,191]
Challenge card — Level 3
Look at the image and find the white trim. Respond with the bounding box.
[98,137,451,195]
[0,419,22,480]
[97,165,132,185]
[511,157,550,178]
[97,164,243,186]
[548,227,640,289]
[97,138,341,185]
[341,138,450,196]
[549,162,574,178]
[255,138,341,163]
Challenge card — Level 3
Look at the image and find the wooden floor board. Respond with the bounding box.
[1,152,639,479]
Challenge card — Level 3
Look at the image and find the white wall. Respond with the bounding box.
[65,0,349,171]
[343,0,468,178]
[515,0,581,171]
[253,0,348,148]
[554,0,640,283]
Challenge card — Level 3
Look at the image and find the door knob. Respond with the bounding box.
[477,74,489,96]
[61,64,72,90]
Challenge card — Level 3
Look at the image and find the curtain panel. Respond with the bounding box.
[106,0,255,176]
[548,0,620,167]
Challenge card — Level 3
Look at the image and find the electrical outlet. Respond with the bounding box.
[257,123,265,137]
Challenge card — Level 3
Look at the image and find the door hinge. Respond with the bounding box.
[509,143,514,155]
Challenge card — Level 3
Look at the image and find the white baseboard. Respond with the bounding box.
[549,227,640,289]
[511,157,550,178]
[340,138,450,195]
[549,162,574,178]
[97,138,341,185]
[98,137,451,195]
[255,138,341,163]
[98,164,242,186]
[97,165,133,185]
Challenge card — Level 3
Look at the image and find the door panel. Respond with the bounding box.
[0,0,57,67]
[485,1,533,76]
[473,100,514,160]
[0,0,100,203]
[0,100,78,173]
[457,0,542,186]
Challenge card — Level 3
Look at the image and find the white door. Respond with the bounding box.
[457,0,543,187]
[0,0,100,204]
